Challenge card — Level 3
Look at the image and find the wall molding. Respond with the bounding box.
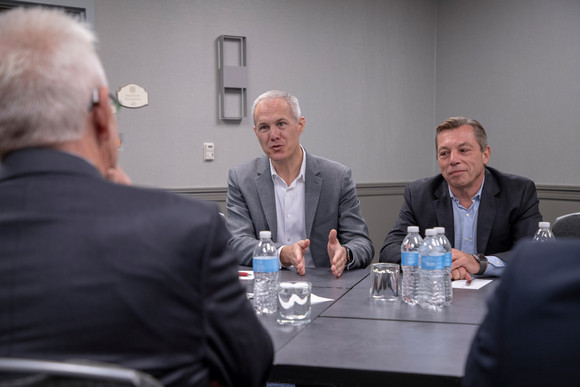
[168,183,580,202]
[536,185,580,202]
[167,187,228,202]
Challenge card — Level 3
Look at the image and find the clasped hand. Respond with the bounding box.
[450,249,481,281]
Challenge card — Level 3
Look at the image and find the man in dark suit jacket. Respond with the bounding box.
[0,8,272,387]
[226,90,374,277]
[463,240,580,386]
[380,117,541,280]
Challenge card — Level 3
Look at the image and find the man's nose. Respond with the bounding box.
[269,126,280,139]
[449,150,459,164]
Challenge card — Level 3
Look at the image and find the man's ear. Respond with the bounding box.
[483,145,491,165]
[90,86,113,142]
[298,117,306,135]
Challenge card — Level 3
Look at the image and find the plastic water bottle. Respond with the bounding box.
[533,221,555,242]
[253,231,279,315]
[401,226,423,305]
[418,229,446,311]
[434,227,453,306]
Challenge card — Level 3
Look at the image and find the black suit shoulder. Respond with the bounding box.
[405,174,446,198]
[463,240,580,386]
[484,166,535,190]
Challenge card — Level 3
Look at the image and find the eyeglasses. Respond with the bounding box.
[89,88,122,114]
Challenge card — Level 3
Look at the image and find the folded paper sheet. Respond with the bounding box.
[452,279,493,289]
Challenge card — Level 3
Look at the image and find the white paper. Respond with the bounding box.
[452,278,493,289]
[311,294,334,304]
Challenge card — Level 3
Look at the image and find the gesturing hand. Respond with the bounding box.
[280,239,310,275]
[327,229,346,278]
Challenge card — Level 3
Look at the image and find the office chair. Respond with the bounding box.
[0,358,163,387]
[553,212,580,239]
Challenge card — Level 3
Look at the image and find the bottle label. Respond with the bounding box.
[443,252,452,267]
[253,256,278,273]
[401,251,419,267]
[420,254,444,270]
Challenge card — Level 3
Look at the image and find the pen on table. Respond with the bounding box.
[466,277,472,286]
[238,271,249,277]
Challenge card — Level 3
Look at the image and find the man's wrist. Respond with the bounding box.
[278,245,290,268]
[472,253,488,275]
[345,246,354,269]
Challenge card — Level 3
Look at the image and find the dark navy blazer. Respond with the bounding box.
[0,148,273,387]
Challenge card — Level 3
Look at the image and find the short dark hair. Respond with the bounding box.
[435,116,488,152]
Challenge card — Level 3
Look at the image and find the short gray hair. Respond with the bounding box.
[0,7,107,157]
[251,90,302,125]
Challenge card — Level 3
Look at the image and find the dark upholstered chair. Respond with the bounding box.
[553,212,580,239]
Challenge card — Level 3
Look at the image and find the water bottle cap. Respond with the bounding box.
[433,227,445,234]
[259,230,272,239]
[539,221,550,228]
[407,226,419,233]
[425,229,436,236]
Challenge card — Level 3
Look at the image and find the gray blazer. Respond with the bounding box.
[226,151,374,268]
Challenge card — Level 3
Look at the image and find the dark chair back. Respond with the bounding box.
[553,213,580,239]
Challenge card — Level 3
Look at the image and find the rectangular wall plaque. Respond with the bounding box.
[217,35,247,121]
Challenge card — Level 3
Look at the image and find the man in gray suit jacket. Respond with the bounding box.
[380,117,541,280]
[226,90,373,277]
[0,8,272,386]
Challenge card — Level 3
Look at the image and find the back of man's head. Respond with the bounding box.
[0,7,107,158]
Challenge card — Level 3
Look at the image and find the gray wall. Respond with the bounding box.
[95,0,437,189]
[436,0,580,186]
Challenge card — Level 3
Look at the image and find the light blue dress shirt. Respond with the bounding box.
[449,178,505,276]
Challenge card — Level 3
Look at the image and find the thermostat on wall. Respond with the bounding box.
[204,142,215,161]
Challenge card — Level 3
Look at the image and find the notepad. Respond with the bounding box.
[452,279,493,289]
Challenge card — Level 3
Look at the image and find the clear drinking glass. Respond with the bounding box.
[370,263,400,301]
[277,281,312,325]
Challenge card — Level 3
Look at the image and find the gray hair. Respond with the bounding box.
[0,7,107,157]
[251,90,302,125]
[435,116,488,152]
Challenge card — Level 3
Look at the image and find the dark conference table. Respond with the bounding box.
[242,266,498,386]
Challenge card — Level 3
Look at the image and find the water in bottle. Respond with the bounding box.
[533,221,555,242]
[434,227,453,306]
[400,226,423,305]
[253,231,279,315]
[418,229,446,311]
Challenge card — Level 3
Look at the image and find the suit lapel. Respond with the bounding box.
[256,157,278,239]
[433,179,455,246]
[477,169,500,253]
[304,153,322,238]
